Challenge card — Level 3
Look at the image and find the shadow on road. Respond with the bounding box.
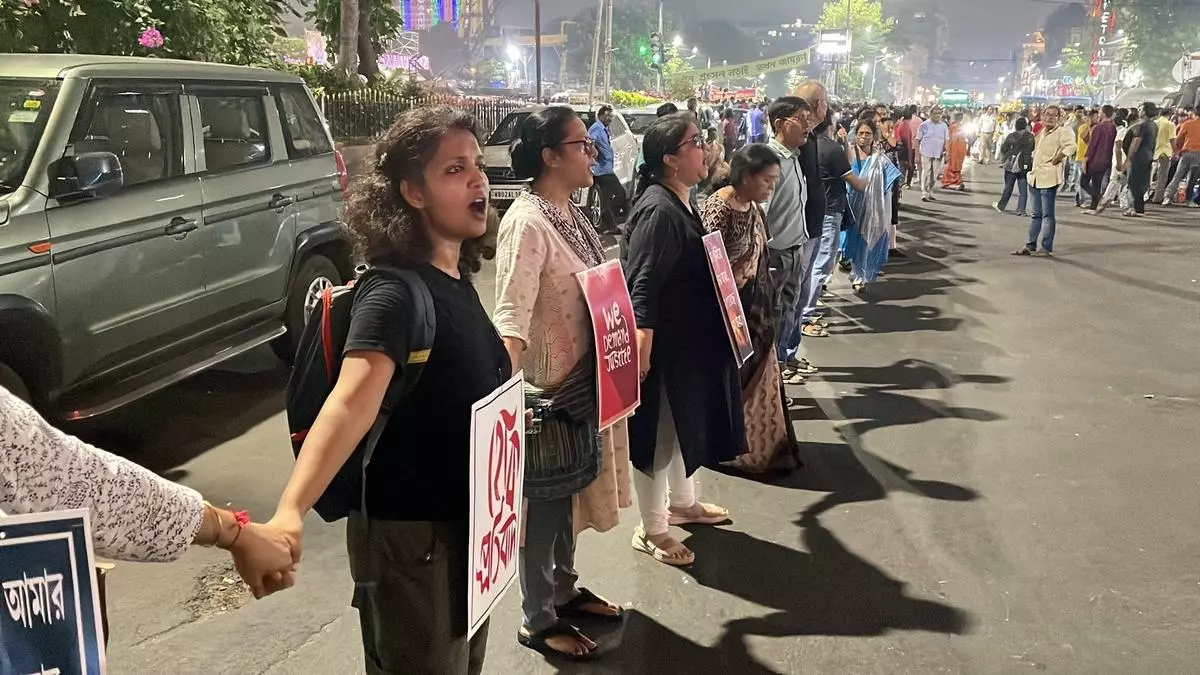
[69,356,287,474]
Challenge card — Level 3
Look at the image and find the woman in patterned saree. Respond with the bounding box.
[700,144,796,473]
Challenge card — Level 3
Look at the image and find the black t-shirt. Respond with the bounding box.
[799,133,825,238]
[343,264,511,521]
[1130,118,1157,163]
[816,133,853,214]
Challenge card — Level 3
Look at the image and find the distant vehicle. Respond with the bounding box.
[1112,87,1177,109]
[940,89,974,108]
[1056,96,1093,109]
[1017,95,1050,109]
[482,104,639,229]
[618,107,658,146]
[1166,77,1200,110]
[0,54,350,416]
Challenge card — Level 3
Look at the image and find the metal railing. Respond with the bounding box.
[319,90,523,143]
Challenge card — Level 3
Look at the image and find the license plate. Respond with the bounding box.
[490,187,523,201]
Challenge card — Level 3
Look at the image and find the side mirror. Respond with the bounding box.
[50,151,124,202]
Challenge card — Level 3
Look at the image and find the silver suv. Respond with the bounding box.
[0,55,351,418]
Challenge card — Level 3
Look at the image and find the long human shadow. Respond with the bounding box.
[679,517,972,640]
[816,358,1010,393]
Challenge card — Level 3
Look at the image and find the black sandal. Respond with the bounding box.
[517,620,599,661]
[555,587,624,622]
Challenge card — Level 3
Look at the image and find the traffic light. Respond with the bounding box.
[649,32,664,72]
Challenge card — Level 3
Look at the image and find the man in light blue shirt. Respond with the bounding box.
[588,105,626,233]
[916,106,950,201]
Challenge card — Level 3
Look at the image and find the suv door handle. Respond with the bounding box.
[269,193,295,210]
[165,217,198,236]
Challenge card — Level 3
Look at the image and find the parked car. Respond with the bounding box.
[482,104,639,228]
[0,54,351,418]
[619,107,658,147]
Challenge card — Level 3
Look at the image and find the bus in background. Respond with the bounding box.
[1018,95,1050,109]
[940,89,973,108]
[1056,95,1093,109]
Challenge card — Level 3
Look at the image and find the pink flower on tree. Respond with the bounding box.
[138,28,164,49]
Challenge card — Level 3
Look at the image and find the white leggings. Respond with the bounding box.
[633,387,698,536]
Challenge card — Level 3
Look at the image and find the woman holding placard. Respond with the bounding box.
[621,113,746,567]
[493,106,630,661]
[701,144,796,474]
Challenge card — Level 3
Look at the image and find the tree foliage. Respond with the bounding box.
[307,0,405,78]
[816,0,895,100]
[1121,0,1200,87]
[1,0,294,66]
[566,0,687,92]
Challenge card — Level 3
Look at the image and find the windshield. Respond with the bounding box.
[486,110,597,146]
[624,112,658,135]
[0,79,58,193]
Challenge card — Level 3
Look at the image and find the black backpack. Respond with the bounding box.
[285,265,436,522]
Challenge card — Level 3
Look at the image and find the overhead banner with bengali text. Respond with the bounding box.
[667,48,812,84]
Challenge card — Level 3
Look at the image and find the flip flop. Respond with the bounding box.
[517,620,598,661]
[668,502,731,526]
[555,588,624,622]
[631,527,695,566]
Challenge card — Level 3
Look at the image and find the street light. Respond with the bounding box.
[506,44,521,63]
[673,34,683,47]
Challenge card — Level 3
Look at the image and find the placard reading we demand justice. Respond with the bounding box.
[702,232,754,368]
[1,509,107,675]
[466,373,526,639]
[576,259,641,430]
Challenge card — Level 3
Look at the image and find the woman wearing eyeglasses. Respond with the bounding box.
[494,106,629,660]
[621,113,746,567]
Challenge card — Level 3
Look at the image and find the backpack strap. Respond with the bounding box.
[356,266,437,517]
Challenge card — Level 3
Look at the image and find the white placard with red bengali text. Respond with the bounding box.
[466,373,526,638]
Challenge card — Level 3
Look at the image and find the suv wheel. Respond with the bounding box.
[272,254,342,365]
[0,363,31,404]
[586,187,606,232]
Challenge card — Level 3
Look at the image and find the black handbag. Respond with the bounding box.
[523,355,603,502]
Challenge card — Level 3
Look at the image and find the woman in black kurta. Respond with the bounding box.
[621,113,747,566]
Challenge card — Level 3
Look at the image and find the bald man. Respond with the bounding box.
[771,80,829,374]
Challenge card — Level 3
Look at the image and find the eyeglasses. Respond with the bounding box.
[558,138,597,154]
[674,134,707,151]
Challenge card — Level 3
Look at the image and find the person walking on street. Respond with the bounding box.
[1082,105,1117,213]
[993,117,1035,216]
[1071,108,1093,206]
[1150,106,1177,203]
[761,96,818,383]
[1121,102,1158,217]
[1162,105,1200,206]
[722,108,738,158]
[1012,104,1076,257]
[622,113,740,568]
[942,112,969,191]
[906,105,924,188]
[916,106,949,201]
[589,105,629,234]
[494,107,630,660]
[978,106,998,165]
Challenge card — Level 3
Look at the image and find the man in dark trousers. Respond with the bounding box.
[1121,101,1158,216]
[1082,105,1117,213]
[588,105,628,232]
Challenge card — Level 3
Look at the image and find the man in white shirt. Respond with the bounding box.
[916,107,950,201]
[978,107,998,164]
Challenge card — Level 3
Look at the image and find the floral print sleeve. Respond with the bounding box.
[0,387,204,562]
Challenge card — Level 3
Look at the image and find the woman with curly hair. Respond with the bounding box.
[261,107,507,675]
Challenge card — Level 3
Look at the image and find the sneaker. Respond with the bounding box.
[1082,209,1096,215]
[1162,198,1172,206]
[992,201,1003,213]
[1014,211,1028,217]
[781,368,807,385]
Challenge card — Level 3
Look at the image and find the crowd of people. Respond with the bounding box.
[5,80,1198,675]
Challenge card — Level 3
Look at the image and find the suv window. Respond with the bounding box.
[198,93,270,171]
[72,89,183,187]
[276,86,333,158]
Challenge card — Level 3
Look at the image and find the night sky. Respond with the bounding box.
[498,0,1064,61]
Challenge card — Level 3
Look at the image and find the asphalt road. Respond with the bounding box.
[86,162,1200,674]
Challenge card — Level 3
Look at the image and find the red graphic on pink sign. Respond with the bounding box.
[467,374,525,638]
[576,260,641,430]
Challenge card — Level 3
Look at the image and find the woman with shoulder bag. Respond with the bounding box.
[994,117,1035,216]
[493,106,630,661]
